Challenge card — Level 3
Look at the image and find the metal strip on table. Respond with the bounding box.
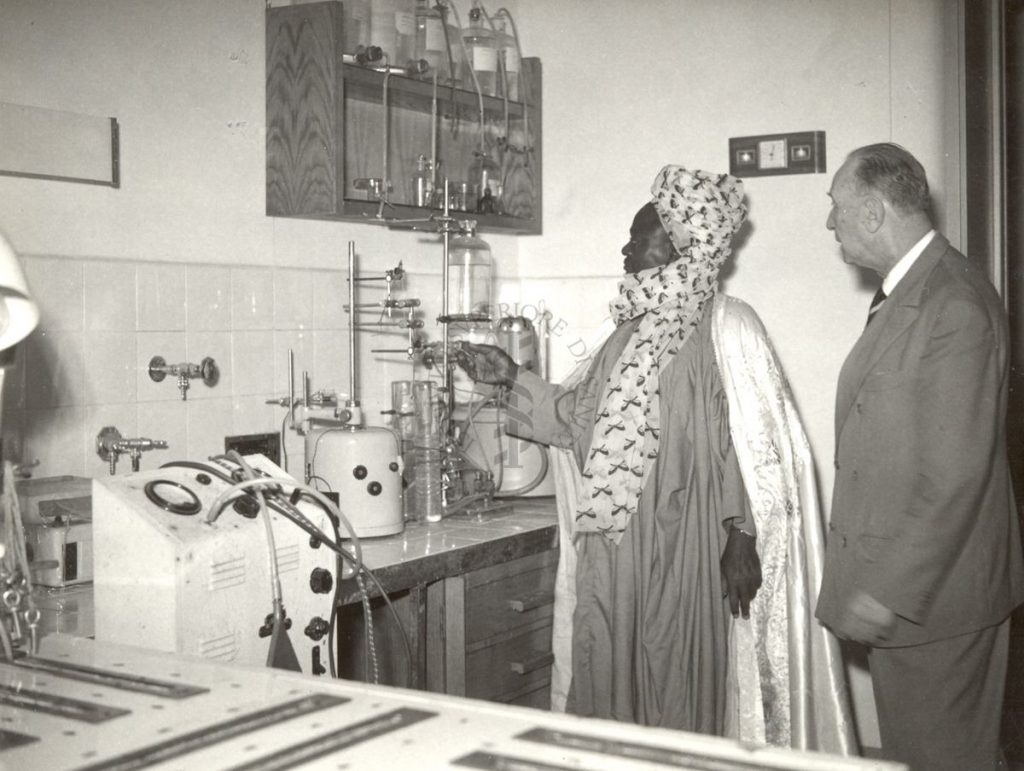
[0,682,130,723]
[0,728,40,751]
[73,693,349,771]
[452,750,572,770]
[227,707,437,771]
[13,657,209,699]
[517,727,770,771]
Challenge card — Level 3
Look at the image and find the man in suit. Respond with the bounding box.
[816,142,1024,771]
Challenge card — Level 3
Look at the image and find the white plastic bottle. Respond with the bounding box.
[462,2,497,96]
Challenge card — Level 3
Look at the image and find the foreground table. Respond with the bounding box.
[0,635,905,770]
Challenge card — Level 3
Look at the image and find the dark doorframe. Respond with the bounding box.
[969,0,1024,759]
[1006,2,1023,493]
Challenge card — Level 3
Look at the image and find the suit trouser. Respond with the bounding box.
[868,617,1010,771]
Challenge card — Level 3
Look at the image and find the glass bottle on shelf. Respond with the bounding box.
[462,2,497,96]
[370,0,416,69]
[342,0,371,55]
[410,153,433,207]
[495,16,520,101]
[467,151,502,214]
[447,220,493,325]
[414,0,457,82]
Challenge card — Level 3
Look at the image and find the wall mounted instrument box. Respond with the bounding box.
[16,475,93,588]
[729,130,827,177]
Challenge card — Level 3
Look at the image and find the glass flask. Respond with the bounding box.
[462,2,497,96]
[467,151,502,214]
[447,221,493,325]
[410,153,433,207]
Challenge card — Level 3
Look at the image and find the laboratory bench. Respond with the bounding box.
[332,497,560,708]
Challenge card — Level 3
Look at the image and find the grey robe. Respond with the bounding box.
[509,305,752,732]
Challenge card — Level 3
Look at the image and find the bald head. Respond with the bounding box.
[847,143,933,221]
[826,143,934,276]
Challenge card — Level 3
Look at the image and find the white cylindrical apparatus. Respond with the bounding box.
[305,425,404,538]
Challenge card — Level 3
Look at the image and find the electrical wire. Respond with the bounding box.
[306,475,333,491]
[478,2,510,139]
[492,396,549,496]
[177,456,415,686]
[442,1,486,157]
[304,430,413,684]
[227,452,285,668]
[205,457,414,686]
[434,1,462,139]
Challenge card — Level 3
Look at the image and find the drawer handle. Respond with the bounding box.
[507,591,552,613]
[509,651,554,676]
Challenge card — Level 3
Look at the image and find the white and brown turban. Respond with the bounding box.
[650,165,747,277]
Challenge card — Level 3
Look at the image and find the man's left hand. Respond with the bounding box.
[831,590,898,646]
[721,528,762,619]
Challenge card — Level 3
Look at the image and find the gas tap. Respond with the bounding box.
[96,426,168,474]
[148,355,219,400]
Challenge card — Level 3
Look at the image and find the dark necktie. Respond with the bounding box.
[866,287,887,327]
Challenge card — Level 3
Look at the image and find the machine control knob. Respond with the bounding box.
[389,461,399,472]
[367,481,382,496]
[353,465,368,480]
[233,496,260,519]
[309,568,334,594]
[305,616,330,641]
[195,473,212,485]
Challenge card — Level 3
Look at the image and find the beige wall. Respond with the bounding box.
[0,0,959,750]
[511,0,957,502]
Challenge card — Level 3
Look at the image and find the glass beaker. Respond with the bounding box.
[391,379,442,523]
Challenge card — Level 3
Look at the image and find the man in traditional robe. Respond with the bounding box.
[456,166,855,753]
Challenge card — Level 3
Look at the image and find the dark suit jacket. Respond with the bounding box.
[816,233,1024,647]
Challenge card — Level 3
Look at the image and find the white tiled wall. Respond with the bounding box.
[3,252,599,482]
[3,256,433,480]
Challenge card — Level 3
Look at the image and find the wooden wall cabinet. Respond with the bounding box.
[266,1,542,234]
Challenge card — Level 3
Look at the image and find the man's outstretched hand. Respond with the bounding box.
[453,342,519,388]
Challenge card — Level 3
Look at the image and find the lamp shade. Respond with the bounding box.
[0,230,38,351]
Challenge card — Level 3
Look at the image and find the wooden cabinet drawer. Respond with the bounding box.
[464,550,557,645]
[465,621,554,702]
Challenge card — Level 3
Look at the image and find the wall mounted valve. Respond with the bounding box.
[149,355,219,400]
[96,426,168,475]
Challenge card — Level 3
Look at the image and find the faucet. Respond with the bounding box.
[96,426,168,475]
[148,355,219,400]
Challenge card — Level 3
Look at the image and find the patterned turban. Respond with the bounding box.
[649,165,748,268]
